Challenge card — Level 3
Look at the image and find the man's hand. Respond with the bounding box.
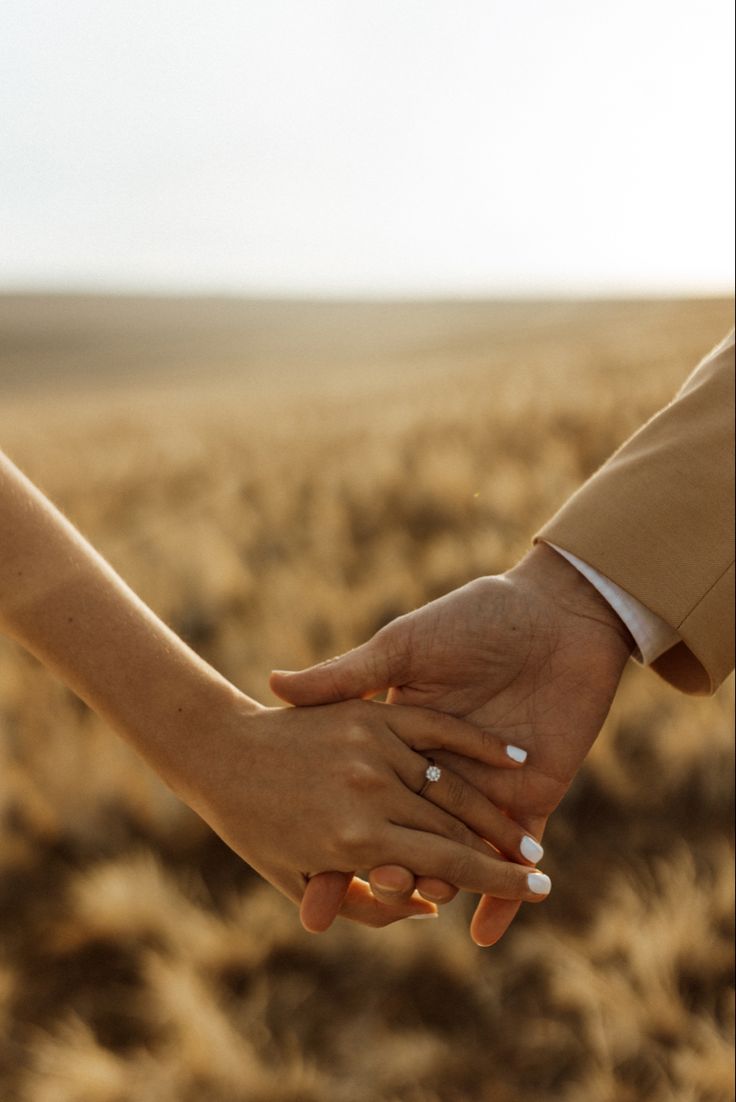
[271,543,633,945]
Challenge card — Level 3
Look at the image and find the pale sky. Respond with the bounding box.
[1,0,733,296]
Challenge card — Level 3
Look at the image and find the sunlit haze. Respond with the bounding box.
[1,1,733,296]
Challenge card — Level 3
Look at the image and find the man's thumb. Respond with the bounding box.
[270,637,395,705]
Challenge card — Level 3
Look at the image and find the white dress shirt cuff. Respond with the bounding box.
[545,543,681,665]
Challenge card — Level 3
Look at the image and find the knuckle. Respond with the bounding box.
[477,728,498,757]
[495,863,530,900]
[443,772,467,811]
[445,851,474,887]
[442,816,475,847]
[342,759,384,793]
[374,619,400,647]
[374,622,410,679]
[332,820,370,858]
[343,722,371,750]
[495,863,519,893]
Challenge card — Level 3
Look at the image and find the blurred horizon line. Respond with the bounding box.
[1,286,733,304]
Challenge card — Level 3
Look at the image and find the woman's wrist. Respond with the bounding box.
[0,450,263,799]
[114,651,259,803]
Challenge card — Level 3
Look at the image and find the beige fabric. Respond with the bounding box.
[536,330,735,695]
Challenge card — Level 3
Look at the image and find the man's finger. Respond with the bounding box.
[369,866,459,906]
[300,872,352,932]
[414,878,459,904]
[340,877,439,926]
[470,895,521,947]
[270,631,407,706]
[301,871,437,931]
[368,864,417,904]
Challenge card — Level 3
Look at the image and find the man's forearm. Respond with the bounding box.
[535,332,735,694]
[0,450,248,787]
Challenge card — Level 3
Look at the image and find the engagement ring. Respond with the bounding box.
[419,759,442,796]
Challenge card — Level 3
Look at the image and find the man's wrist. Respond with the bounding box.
[510,543,636,659]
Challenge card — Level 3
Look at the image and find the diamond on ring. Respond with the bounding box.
[424,763,442,784]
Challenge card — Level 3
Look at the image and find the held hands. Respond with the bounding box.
[163,693,549,932]
[0,453,614,944]
[271,544,634,945]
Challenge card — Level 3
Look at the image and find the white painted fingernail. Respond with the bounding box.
[506,745,527,763]
[527,872,552,895]
[520,836,544,864]
[407,913,439,920]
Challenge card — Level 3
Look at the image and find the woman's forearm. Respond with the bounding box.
[0,450,251,786]
[0,449,549,932]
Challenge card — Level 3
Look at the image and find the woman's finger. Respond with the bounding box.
[369,737,542,907]
[430,749,524,813]
[383,826,552,903]
[386,705,528,769]
[394,747,545,866]
[398,786,507,863]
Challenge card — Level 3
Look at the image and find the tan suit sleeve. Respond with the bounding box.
[535,331,735,695]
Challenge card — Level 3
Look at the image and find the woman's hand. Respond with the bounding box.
[167,694,551,932]
[273,546,632,941]
[0,451,548,934]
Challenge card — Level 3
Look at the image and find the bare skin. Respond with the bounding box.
[0,451,547,932]
[271,543,633,944]
[191,700,553,932]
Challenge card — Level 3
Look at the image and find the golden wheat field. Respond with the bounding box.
[0,296,733,1102]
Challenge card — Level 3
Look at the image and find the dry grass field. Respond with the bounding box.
[0,296,733,1102]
